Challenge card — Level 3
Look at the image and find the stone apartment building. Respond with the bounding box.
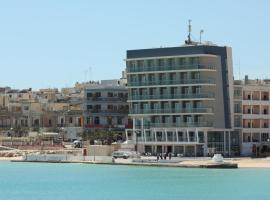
[234,77,270,156]
[83,79,130,134]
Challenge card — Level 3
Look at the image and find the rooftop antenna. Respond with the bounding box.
[200,29,204,44]
[185,19,192,44]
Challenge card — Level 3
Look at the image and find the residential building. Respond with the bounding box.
[234,77,270,156]
[84,79,129,133]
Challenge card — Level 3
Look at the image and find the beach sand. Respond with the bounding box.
[179,158,270,168]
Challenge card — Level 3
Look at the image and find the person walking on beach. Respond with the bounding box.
[169,152,172,160]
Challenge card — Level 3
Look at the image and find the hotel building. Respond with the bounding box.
[125,44,240,156]
[234,77,270,156]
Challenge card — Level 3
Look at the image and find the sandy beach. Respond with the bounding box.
[174,158,270,168]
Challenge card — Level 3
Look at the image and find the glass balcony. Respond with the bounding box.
[150,122,213,128]
[129,93,215,101]
[127,64,215,73]
[128,78,215,87]
[130,107,213,114]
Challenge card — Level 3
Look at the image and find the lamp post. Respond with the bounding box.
[10,127,13,146]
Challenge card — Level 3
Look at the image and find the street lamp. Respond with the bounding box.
[10,127,13,146]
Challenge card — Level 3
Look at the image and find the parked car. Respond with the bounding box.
[112,151,131,159]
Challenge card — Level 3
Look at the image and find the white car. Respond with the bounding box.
[112,151,131,159]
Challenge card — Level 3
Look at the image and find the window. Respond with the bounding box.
[107,105,113,110]
[158,59,164,67]
[147,60,154,67]
[261,133,269,142]
[243,133,251,143]
[87,93,92,98]
[86,117,91,125]
[107,92,113,97]
[95,92,101,97]
[48,119,52,126]
[87,105,92,110]
[94,117,100,125]
[69,117,73,124]
[117,117,122,125]
[107,117,112,125]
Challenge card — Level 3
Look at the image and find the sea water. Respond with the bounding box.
[0,161,269,200]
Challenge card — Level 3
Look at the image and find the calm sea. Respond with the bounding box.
[0,161,269,200]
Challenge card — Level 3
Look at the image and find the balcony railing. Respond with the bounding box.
[150,122,213,128]
[85,109,129,114]
[130,108,213,114]
[86,97,127,102]
[128,78,215,87]
[129,93,215,101]
[127,64,215,73]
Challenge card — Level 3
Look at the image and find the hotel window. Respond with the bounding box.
[177,58,184,65]
[167,58,174,66]
[158,59,164,67]
[137,60,144,67]
[130,61,136,67]
[147,60,154,67]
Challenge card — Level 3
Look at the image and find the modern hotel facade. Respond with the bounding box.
[125,44,240,156]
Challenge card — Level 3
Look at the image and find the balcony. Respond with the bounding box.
[128,78,215,87]
[127,64,215,73]
[150,122,213,128]
[130,107,213,115]
[85,109,129,114]
[86,96,127,102]
[128,93,215,101]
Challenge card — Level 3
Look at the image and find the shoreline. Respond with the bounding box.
[3,156,270,169]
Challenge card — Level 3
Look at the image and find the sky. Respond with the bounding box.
[0,0,270,90]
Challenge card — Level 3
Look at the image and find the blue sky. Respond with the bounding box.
[0,0,270,89]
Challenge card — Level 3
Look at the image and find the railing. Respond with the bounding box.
[130,107,213,114]
[128,78,215,87]
[85,109,129,114]
[86,97,127,102]
[127,64,215,73]
[139,136,199,143]
[129,93,215,101]
[150,122,213,127]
